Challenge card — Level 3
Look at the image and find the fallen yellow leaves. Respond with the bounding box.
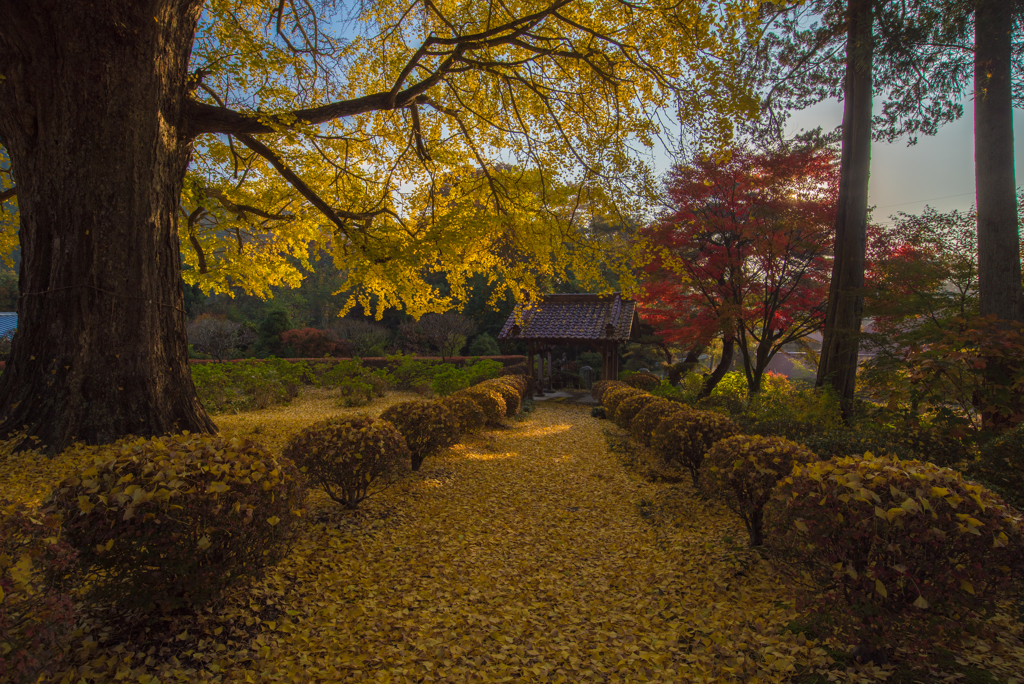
[2,395,1023,682]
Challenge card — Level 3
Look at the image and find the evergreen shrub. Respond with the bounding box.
[284,417,409,507]
[591,380,626,403]
[478,378,522,416]
[651,410,741,486]
[630,399,688,446]
[442,395,487,435]
[701,435,817,545]
[48,435,306,610]
[603,386,645,417]
[623,372,660,392]
[769,454,1024,651]
[380,401,459,470]
[454,386,506,425]
[613,393,659,429]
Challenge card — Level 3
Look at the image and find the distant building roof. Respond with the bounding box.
[0,312,15,338]
[497,293,640,342]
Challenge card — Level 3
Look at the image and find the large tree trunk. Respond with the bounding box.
[0,1,215,454]
[815,0,873,414]
[699,334,736,398]
[974,0,1022,323]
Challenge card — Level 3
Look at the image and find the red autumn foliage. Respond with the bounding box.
[279,327,352,358]
[639,145,837,392]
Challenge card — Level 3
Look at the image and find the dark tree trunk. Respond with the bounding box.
[974,0,1022,323]
[815,0,873,414]
[699,334,735,398]
[0,1,216,454]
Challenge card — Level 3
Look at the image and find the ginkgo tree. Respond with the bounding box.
[0,0,759,453]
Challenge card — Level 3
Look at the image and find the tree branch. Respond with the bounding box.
[0,187,16,203]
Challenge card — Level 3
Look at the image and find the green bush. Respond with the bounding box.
[769,454,1024,652]
[454,386,506,425]
[47,434,306,611]
[700,435,817,546]
[380,401,459,470]
[284,417,409,507]
[613,393,659,429]
[970,427,1024,510]
[651,410,741,487]
[429,359,504,397]
[630,399,688,446]
[623,372,660,392]
[468,333,501,356]
[442,395,487,435]
[337,379,373,407]
[1,500,79,684]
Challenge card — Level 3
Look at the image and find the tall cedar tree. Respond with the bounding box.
[639,145,837,395]
[0,0,757,453]
[748,0,983,412]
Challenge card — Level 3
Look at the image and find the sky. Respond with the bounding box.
[785,100,1024,230]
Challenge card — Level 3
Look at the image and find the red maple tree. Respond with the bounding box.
[639,145,837,394]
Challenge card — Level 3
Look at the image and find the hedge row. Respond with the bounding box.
[593,379,1024,655]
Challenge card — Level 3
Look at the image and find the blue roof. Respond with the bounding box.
[0,312,16,338]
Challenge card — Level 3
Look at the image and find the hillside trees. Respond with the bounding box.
[639,144,837,395]
[0,0,759,453]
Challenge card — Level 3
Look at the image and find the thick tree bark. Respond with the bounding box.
[815,0,873,414]
[974,0,1022,323]
[0,1,216,453]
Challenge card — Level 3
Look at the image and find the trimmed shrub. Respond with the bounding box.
[613,393,659,429]
[284,417,409,507]
[591,406,607,419]
[769,454,1024,652]
[592,380,626,403]
[970,427,1024,510]
[280,327,350,357]
[337,379,373,407]
[479,378,522,417]
[454,386,507,425]
[494,374,528,398]
[630,399,689,446]
[623,372,660,392]
[701,435,817,546]
[603,386,645,417]
[0,500,79,684]
[48,435,306,611]
[651,410,741,487]
[500,363,528,377]
[442,394,487,435]
[380,401,459,470]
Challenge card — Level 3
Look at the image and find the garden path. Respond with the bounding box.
[243,402,830,682]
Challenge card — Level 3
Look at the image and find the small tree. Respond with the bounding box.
[187,315,255,362]
[330,318,392,357]
[417,313,476,361]
[468,333,500,356]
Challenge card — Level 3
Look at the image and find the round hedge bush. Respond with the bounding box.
[768,454,1024,651]
[494,374,529,399]
[1,500,79,683]
[623,372,660,392]
[479,378,521,417]
[603,386,645,416]
[48,434,306,611]
[700,435,817,546]
[592,380,627,403]
[651,410,741,487]
[380,400,459,470]
[454,386,507,425]
[442,394,487,435]
[285,417,409,506]
[612,393,659,429]
[630,399,689,446]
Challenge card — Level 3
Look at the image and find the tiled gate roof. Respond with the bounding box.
[497,293,639,342]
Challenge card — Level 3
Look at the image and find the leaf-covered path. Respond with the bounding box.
[236,402,830,682]
[11,397,1022,682]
